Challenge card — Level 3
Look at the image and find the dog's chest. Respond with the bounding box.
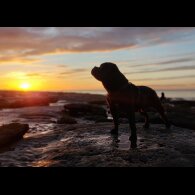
[109,92,137,106]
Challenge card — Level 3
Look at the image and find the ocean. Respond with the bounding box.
[68,90,195,101]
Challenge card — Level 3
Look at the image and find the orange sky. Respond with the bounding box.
[1,27,195,92]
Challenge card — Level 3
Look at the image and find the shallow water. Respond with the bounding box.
[49,100,68,107]
[0,102,65,126]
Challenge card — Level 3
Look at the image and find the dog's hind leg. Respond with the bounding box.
[140,109,150,129]
[128,110,137,149]
[154,100,171,129]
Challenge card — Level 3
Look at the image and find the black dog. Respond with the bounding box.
[91,62,171,148]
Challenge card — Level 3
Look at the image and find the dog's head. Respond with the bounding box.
[91,62,119,82]
[91,62,128,92]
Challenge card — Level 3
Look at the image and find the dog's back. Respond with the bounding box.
[137,86,159,107]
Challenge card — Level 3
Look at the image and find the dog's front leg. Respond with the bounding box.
[107,97,119,135]
[128,110,137,149]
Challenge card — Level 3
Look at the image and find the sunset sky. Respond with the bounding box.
[0,27,195,92]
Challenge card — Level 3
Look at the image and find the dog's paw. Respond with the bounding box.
[110,129,118,135]
[129,136,137,149]
[131,141,137,149]
[143,123,150,129]
[166,122,171,129]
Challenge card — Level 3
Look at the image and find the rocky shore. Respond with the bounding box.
[0,122,194,167]
[0,91,195,167]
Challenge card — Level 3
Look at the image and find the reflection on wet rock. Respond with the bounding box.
[0,122,194,167]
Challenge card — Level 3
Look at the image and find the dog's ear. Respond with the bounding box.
[100,63,123,81]
[100,63,129,92]
[106,63,127,82]
[109,69,128,85]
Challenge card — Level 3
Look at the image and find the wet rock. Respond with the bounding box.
[58,93,105,103]
[95,117,111,123]
[57,114,77,124]
[64,103,107,119]
[139,139,145,143]
[158,143,165,147]
[84,115,109,122]
[0,97,57,109]
[170,100,195,107]
[140,156,148,163]
[0,123,29,147]
[0,122,194,167]
[167,111,195,130]
[119,118,129,123]
[88,100,107,106]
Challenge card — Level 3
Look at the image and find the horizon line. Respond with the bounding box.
[0,88,195,93]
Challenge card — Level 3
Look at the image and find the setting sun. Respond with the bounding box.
[20,82,31,90]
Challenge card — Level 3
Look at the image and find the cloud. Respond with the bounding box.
[25,71,60,78]
[26,73,41,77]
[3,71,54,79]
[0,27,195,64]
[4,71,26,78]
[57,64,69,68]
[159,65,195,71]
[129,57,195,68]
[126,65,195,75]
[59,68,88,75]
[158,58,195,65]
[0,56,40,64]
[132,74,195,82]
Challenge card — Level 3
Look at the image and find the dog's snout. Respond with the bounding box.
[91,66,98,75]
[91,67,96,75]
[91,66,102,81]
[93,66,98,70]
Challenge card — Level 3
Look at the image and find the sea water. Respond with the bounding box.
[69,90,195,100]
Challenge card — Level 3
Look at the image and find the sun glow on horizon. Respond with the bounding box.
[20,82,31,90]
